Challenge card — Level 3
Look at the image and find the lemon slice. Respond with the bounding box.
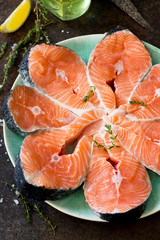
[0,0,31,33]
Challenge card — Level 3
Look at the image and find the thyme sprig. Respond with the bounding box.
[0,180,31,222]
[108,141,120,151]
[129,99,148,107]
[34,204,56,234]
[104,124,120,149]
[0,41,7,59]
[93,140,108,152]
[104,124,112,135]
[0,0,55,91]
[1,180,57,233]
[83,86,96,102]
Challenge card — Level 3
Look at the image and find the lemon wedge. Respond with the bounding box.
[0,0,31,33]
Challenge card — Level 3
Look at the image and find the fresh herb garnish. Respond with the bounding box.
[0,180,31,222]
[104,125,120,149]
[0,41,7,59]
[0,180,56,233]
[129,99,148,107]
[83,86,96,102]
[108,141,120,150]
[110,135,117,140]
[93,140,108,152]
[104,124,112,134]
[93,139,120,152]
[34,204,56,234]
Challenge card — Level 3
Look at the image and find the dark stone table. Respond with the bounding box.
[0,0,160,239]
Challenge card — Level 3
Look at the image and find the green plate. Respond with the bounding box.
[3,34,160,221]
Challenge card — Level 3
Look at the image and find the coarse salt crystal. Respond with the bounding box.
[0,198,3,203]
[15,190,19,196]
[13,199,19,205]
[11,43,17,50]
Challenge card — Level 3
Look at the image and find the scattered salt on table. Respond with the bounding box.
[13,199,19,205]
[15,190,19,196]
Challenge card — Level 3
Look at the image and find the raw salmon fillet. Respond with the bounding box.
[2,85,76,136]
[18,109,103,192]
[109,115,160,143]
[118,65,160,118]
[28,44,100,115]
[84,127,151,221]
[116,127,160,174]
[125,65,160,121]
[88,29,151,109]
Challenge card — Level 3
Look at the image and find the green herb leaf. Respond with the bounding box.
[129,99,148,107]
[104,125,112,134]
[83,86,96,102]
[110,135,117,140]
[0,180,31,222]
[0,41,7,59]
[34,204,56,233]
[93,140,108,152]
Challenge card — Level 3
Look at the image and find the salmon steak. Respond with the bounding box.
[2,85,76,136]
[3,28,160,222]
[88,28,151,110]
[19,43,100,115]
[84,125,151,222]
[14,109,104,200]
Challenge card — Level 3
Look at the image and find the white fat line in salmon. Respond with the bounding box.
[126,114,160,122]
[128,65,152,102]
[111,126,158,176]
[25,81,96,116]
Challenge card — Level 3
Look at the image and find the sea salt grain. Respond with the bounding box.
[11,43,17,50]
[15,190,19,196]
[67,31,69,34]
[61,30,64,33]
[13,199,19,205]
[0,198,3,203]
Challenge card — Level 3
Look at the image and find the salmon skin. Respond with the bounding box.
[2,85,76,137]
[14,158,75,201]
[14,109,103,200]
[84,125,151,222]
[19,44,100,115]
